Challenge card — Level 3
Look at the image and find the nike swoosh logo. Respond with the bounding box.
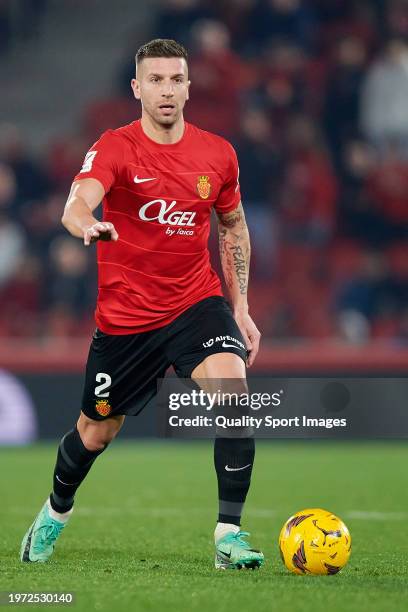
[222,341,240,349]
[22,525,34,562]
[218,550,231,558]
[225,463,252,472]
[56,474,80,486]
[134,175,156,183]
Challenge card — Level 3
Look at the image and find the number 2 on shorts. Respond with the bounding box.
[95,372,112,397]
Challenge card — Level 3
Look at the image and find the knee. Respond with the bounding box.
[77,414,124,452]
[80,431,112,452]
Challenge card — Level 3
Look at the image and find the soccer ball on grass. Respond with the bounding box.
[279,508,351,575]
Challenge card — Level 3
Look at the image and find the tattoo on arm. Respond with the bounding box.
[231,244,247,294]
[217,207,243,229]
[217,202,250,296]
[218,202,246,229]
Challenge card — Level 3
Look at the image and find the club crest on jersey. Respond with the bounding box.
[95,399,112,417]
[197,175,211,199]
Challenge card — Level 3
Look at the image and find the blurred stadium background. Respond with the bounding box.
[1,0,408,442]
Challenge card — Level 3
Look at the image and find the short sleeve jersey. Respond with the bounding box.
[73,120,241,334]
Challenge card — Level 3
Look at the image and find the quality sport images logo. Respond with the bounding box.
[138,199,196,236]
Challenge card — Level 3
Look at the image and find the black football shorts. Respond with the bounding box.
[81,296,248,420]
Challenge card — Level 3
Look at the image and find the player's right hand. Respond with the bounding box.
[84,222,119,246]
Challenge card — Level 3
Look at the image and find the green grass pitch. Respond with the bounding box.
[1,441,408,611]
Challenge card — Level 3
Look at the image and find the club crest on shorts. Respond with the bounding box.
[95,399,112,417]
[197,175,211,199]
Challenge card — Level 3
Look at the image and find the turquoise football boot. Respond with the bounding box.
[215,530,264,570]
[20,499,70,562]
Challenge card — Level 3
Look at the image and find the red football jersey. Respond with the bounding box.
[74,119,241,334]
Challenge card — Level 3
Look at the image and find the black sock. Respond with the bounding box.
[49,426,107,513]
[214,437,255,526]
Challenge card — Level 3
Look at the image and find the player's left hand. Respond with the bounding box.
[233,310,261,368]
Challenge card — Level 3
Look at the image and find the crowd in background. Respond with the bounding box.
[0,0,47,54]
[1,0,408,342]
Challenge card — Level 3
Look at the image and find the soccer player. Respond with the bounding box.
[21,39,263,570]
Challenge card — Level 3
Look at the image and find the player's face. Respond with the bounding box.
[132,57,190,126]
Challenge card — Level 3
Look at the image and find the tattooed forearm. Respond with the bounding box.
[231,245,247,294]
[217,202,250,299]
[219,228,234,289]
